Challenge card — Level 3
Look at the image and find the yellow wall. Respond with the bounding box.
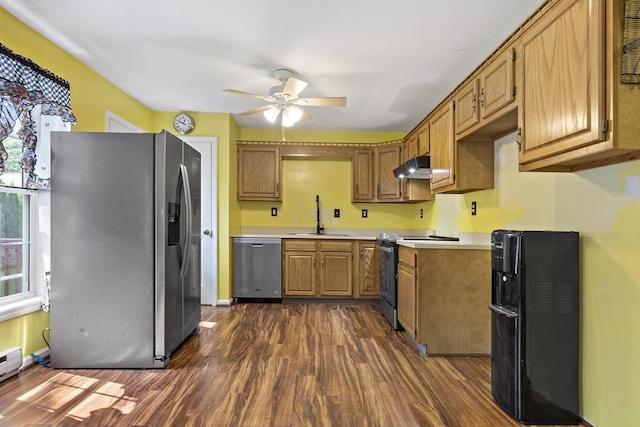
[240,157,432,230]
[3,6,640,427]
[237,128,432,232]
[435,133,640,427]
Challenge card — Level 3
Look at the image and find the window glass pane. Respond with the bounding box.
[0,190,29,297]
[0,122,23,188]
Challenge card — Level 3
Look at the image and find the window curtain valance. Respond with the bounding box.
[0,43,76,188]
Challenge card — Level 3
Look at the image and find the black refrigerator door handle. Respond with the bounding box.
[489,304,518,318]
[179,164,193,277]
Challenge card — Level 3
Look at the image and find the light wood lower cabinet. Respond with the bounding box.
[397,248,417,338]
[284,239,375,298]
[354,241,378,298]
[283,240,317,296]
[397,246,491,355]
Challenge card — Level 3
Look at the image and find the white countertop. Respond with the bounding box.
[231,228,491,249]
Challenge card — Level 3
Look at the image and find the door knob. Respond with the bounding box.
[203,229,211,236]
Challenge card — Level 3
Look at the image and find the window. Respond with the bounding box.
[0,186,31,300]
[1,124,35,307]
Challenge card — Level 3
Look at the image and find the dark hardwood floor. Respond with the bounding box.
[0,303,582,426]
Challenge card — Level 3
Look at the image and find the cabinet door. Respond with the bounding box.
[352,148,375,202]
[283,251,316,296]
[376,144,402,201]
[407,133,419,160]
[429,102,455,191]
[237,146,281,201]
[417,123,429,155]
[519,0,605,164]
[357,242,378,297]
[397,262,416,338]
[480,47,515,120]
[455,79,479,134]
[320,251,353,296]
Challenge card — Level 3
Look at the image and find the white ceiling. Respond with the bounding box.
[1,0,544,132]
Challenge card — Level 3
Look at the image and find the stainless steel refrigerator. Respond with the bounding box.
[50,130,201,368]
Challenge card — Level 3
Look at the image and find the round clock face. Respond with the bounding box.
[173,113,195,135]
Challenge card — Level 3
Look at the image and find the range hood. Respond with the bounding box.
[393,155,432,179]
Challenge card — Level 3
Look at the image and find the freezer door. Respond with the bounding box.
[51,132,156,368]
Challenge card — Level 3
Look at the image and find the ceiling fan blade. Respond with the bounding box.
[299,109,312,122]
[239,104,273,115]
[282,77,308,97]
[223,88,269,101]
[294,97,347,107]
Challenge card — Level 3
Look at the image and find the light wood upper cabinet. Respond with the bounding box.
[429,102,455,191]
[407,132,419,160]
[518,0,639,171]
[352,148,375,202]
[237,146,281,201]
[455,46,517,139]
[455,79,480,134]
[480,47,516,120]
[417,123,429,155]
[519,0,605,165]
[376,144,403,201]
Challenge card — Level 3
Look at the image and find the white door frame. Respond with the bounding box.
[183,136,218,306]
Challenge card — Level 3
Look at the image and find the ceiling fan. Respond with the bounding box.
[223,69,347,128]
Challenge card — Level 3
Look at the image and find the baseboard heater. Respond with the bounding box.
[0,347,23,383]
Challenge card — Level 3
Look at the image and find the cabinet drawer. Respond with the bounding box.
[318,241,352,252]
[283,240,316,251]
[398,247,417,267]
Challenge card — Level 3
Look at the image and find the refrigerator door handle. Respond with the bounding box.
[489,304,518,318]
[180,164,193,277]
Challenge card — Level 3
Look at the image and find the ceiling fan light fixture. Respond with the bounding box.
[282,105,303,127]
[263,106,280,123]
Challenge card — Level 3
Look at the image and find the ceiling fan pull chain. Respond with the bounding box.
[281,125,286,142]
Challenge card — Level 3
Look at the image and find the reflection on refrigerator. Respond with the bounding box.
[490,230,579,424]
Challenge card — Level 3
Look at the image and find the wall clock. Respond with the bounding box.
[173,113,195,135]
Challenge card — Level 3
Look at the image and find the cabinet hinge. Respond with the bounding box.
[511,48,516,61]
[602,119,609,133]
[512,86,516,97]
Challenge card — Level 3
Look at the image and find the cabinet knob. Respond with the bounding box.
[203,229,211,236]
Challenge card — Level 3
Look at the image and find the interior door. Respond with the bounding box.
[183,137,218,305]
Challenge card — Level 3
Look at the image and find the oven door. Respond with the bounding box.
[378,243,396,306]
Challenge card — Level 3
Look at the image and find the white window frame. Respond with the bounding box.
[0,186,41,321]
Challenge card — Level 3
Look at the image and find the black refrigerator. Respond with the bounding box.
[490,230,579,424]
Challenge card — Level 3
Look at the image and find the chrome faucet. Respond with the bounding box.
[316,194,324,234]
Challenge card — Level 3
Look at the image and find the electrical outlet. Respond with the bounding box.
[334,209,340,218]
[362,209,368,218]
[420,208,423,219]
[471,201,477,216]
[271,207,277,216]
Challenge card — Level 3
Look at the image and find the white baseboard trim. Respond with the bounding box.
[216,299,232,306]
[21,347,50,370]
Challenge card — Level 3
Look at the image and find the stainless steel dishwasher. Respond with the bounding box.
[233,237,282,300]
